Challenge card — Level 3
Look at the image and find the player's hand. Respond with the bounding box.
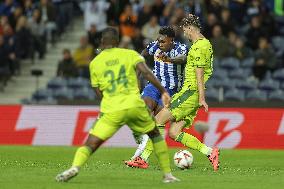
[199,99,208,112]
[161,92,171,108]
[157,52,171,62]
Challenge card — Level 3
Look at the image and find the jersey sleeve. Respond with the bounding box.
[132,50,145,66]
[177,44,188,56]
[191,47,206,68]
[146,41,159,55]
[89,61,99,87]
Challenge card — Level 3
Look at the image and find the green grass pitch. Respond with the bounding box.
[0,146,283,189]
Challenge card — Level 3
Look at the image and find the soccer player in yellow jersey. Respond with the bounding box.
[153,14,220,171]
[55,27,179,183]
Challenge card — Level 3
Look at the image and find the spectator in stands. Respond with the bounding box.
[228,31,237,46]
[210,24,230,59]
[87,24,101,49]
[202,13,218,39]
[8,6,23,30]
[260,6,278,37]
[253,37,277,80]
[132,27,145,53]
[183,0,205,18]
[3,24,18,75]
[220,8,235,36]
[0,15,10,35]
[119,35,134,49]
[119,4,137,38]
[14,16,32,59]
[204,0,224,18]
[159,3,171,26]
[0,34,11,85]
[0,0,18,17]
[39,0,57,45]
[53,0,74,36]
[228,0,246,25]
[142,15,160,41]
[28,9,46,60]
[137,3,152,28]
[23,0,35,19]
[57,49,77,78]
[246,0,262,19]
[73,36,94,78]
[151,0,165,19]
[106,0,120,25]
[245,15,269,50]
[80,0,110,31]
[231,36,252,60]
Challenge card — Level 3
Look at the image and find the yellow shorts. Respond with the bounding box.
[170,89,199,128]
[89,106,155,140]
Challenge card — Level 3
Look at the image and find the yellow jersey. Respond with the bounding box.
[89,48,146,113]
[183,38,213,90]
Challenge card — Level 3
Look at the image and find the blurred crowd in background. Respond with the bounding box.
[0,0,76,87]
[0,0,284,103]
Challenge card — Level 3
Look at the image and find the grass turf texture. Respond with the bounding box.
[0,146,283,189]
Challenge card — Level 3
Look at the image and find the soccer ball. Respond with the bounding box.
[173,150,193,169]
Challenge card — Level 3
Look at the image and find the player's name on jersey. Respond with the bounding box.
[106,59,119,66]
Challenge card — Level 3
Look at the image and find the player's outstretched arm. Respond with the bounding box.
[196,67,208,112]
[170,55,187,64]
[156,53,186,65]
[136,62,170,107]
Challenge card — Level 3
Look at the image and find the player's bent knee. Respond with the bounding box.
[84,134,105,152]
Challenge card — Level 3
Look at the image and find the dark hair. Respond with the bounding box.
[63,48,70,54]
[101,27,119,43]
[180,14,201,30]
[159,26,176,38]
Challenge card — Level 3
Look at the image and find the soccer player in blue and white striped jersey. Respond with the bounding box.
[125,26,188,169]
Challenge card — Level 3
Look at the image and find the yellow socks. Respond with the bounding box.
[176,132,212,156]
[140,124,165,161]
[72,146,92,167]
[152,135,171,174]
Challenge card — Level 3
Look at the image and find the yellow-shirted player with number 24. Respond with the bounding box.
[55,27,179,183]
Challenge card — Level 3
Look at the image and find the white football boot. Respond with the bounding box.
[162,173,181,183]
[55,167,79,182]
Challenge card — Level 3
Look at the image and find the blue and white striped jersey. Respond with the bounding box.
[146,41,188,90]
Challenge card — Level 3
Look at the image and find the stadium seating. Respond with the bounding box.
[214,78,234,90]
[258,78,280,91]
[219,57,240,70]
[67,77,90,90]
[240,57,254,68]
[224,89,245,102]
[272,36,284,52]
[268,90,284,101]
[47,77,68,90]
[52,87,73,100]
[212,68,228,79]
[235,78,258,91]
[228,68,251,80]
[32,89,53,101]
[206,88,219,102]
[272,68,284,81]
[281,82,284,90]
[73,87,95,100]
[246,89,267,101]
